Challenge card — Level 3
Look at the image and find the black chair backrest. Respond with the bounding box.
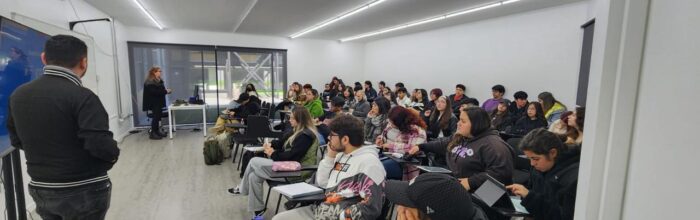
[247,115,276,138]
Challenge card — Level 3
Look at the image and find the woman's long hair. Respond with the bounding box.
[448,107,492,150]
[430,96,454,130]
[287,106,318,145]
[538,92,566,113]
[145,66,161,82]
[245,83,259,96]
[388,106,427,134]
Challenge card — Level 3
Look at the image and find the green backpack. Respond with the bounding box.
[203,136,224,165]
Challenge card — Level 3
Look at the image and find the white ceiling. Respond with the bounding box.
[86,0,586,42]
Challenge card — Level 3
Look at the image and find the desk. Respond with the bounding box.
[168,104,206,139]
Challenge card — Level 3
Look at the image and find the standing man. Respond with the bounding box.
[6,35,120,220]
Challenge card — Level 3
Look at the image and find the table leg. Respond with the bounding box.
[202,106,207,137]
[169,108,173,139]
[173,111,176,132]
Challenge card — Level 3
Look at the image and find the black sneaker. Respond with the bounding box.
[149,132,163,140]
[254,209,266,216]
[227,187,241,195]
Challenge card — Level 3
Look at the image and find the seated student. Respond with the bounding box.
[376,107,427,180]
[506,128,580,220]
[382,88,398,108]
[364,97,392,142]
[364,80,378,101]
[321,83,333,101]
[341,87,354,110]
[408,107,514,191]
[509,102,548,136]
[482,84,506,112]
[548,111,573,137]
[228,107,319,217]
[507,91,529,123]
[449,84,470,115]
[227,93,260,119]
[245,83,261,103]
[423,88,444,121]
[565,106,585,146]
[351,88,371,118]
[302,83,313,94]
[410,88,431,113]
[385,173,488,220]
[353,81,363,92]
[322,96,346,125]
[490,100,511,132]
[394,82,405,93]
[272,115,386,220]
[426,96,457,140]
[395,87,412,108]
[378,81,386,93]
[303,89,324,118]
[538,92,568,126]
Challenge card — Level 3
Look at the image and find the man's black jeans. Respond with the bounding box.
[28,180,112,220]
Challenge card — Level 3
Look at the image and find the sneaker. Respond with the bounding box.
[149,132,163,140]
[254,209,266,216]
[227,187,241,195]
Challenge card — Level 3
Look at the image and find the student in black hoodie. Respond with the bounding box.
[364,80,378,102]
[408,107,514,189]
[509,102,548,136]
[506,91,529,125]
[506,128,580,220]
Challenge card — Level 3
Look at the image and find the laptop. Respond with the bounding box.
[472,174,530,216]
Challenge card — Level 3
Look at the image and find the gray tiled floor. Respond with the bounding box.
[105,129,284,220]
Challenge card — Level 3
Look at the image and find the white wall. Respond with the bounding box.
[622,0,700,219]
[125,27,366,91]
[363,2,588,107]
[1,0,134,141]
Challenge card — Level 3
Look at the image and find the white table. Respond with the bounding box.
[168,104,207,139]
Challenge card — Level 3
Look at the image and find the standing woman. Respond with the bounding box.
[143,66,171,140]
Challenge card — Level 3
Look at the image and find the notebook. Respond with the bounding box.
[243,146,265,152]
[273,182,324,199]
[416,166,452,174]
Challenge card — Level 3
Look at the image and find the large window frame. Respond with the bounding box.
[127,42,287,127]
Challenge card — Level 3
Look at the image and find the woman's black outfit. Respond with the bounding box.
[143,79,168,138]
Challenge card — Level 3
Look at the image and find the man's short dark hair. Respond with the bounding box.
[397,87,408,94]
[310,89,318,97]
[514,91,528,100]
[329,115,365,146]
[303,84,313,89]
[354,86,363,92]
[456,84,466,91]
[519,128,566,159]
[44,35,87,68]
[395,82,404,88]
[364,80,372,87]
[331,96,345,107]
[379,81,386,87]
[492,84,505,94]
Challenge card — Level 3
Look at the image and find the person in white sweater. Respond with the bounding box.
[273,115,386,220]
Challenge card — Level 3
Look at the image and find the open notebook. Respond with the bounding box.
[273,182,324,199]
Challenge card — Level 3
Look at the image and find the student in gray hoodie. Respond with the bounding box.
[273,115,386,220]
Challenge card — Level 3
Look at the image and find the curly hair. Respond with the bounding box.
[388,106,427,134]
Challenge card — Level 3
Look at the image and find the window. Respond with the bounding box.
[128,42,287,127]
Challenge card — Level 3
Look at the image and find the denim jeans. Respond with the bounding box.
[28,180,112,220]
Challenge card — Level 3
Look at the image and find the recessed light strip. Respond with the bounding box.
[290,0,386,39]
[132,0,164,30]
[340,0,520,42]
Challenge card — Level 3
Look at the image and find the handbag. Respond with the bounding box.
[271,161,301,172]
